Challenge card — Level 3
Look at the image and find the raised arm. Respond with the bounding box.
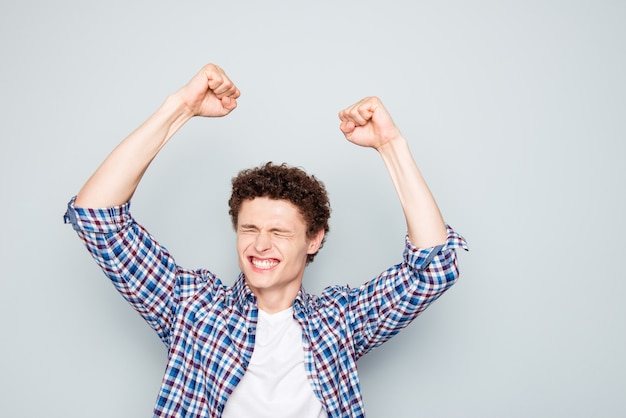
[74,63,240,208]
[338,96,447,248]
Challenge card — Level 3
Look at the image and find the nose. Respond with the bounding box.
[253,231,272,252]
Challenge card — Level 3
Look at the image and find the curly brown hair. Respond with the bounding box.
[228,162,331,263]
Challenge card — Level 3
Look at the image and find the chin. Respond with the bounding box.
[242,270,274,288]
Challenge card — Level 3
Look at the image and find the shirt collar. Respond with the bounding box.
[232,274,312,312]
[233,274,256,309]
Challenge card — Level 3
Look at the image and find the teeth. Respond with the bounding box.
[251,258,278,269]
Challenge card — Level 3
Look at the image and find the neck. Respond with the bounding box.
[250,285,300,314]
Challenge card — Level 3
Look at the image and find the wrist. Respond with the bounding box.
[164,92,195,120]
[376,134,409,156]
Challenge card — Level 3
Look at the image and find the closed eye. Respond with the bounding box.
[239,224,259,233]
[238,224,294,237]
[272,231,291,238]
[269,227,294,237]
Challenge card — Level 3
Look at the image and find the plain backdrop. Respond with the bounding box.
[1,1,625,417]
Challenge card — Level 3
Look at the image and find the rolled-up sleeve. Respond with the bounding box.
[404,224,469,282]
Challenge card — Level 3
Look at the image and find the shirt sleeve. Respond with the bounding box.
[347,225,468,359]
[64,197,211,345]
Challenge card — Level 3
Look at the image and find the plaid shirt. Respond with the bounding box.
[65,197,467,418]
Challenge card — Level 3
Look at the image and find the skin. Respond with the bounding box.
[237,197,324,312]
[74,63,447,312]
[338,97,447,248]
[74,64,240,208]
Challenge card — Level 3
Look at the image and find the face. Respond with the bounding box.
[236,197,323,311]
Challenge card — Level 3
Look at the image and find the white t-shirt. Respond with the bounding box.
[222,307,327,418]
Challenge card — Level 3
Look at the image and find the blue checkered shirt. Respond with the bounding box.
[65,197,467,417]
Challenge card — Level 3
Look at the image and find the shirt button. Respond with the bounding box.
[248,327,254,333]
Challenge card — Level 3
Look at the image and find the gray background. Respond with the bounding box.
[1,0,625,417]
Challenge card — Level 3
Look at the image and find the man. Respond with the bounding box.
[65,63,467,417]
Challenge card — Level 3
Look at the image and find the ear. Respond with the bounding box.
[307,229,325,254]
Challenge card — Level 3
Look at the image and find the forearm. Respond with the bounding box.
[377,135,447,248]
[74,93,193,208]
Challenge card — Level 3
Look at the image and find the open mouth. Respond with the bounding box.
[249,257,279,270]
